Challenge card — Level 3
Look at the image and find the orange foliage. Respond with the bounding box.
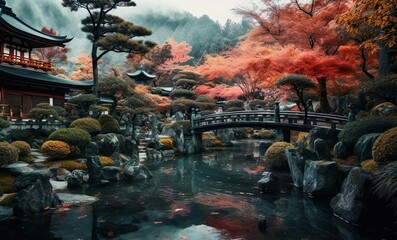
[69,53,101,81]
[195,84,243,100]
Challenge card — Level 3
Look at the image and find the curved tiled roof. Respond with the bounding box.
[0,64,93,89]
[127,66,156,82]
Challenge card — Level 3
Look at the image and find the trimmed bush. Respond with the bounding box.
[372,127,397,162]
[97,115,120,134]
[19,155,35,164]
[0,173,16,195]
[0,142,19,165]
[172,98,198,112]
[196,95,214,103]
[200,110,216,116]
[9,129,34,142]
[361,159,378,172]
[11,141,31,156]
[338,116,397,147]
[370,102,397,117]
[197,102,217,111]
[252,129,276,139]
[249,99,268,109]
[175,79,197,89]
[70,118,102,136]
[48,128,91,146]
[40,140,71,159]
[0,118,10,130]
[225,107,244,112]
[225,99,244,110]
[99,156,115,166]
[44,160,87,171]
[170,89,196,100]
[373,161,397,212]
[263,141,294,170]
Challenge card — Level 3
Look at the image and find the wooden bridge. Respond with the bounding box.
[190,110,349,142]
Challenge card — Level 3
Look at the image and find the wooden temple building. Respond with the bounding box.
[0,0,92,119]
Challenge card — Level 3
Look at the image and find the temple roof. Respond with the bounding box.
[127,66,156,82]
[0,1,72,48]
[0,64,93,90]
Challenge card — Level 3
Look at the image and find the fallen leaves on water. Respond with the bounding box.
[153,221,163,224]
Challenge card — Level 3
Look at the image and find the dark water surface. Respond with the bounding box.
[1,141,396,240]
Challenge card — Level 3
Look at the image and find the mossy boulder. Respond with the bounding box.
[370,102,397,117]
[0,142,19,165]
[11,141,31,156]
[99,156,115,166]
[97,115,120,134]
[159,138,176,150]
[0,173,16,195]
[40,140,71,159]
[70,118,102,136]
[264,142,294,170]
[338,116,397,147]
[48,128,91,147]
[372,126,397,162]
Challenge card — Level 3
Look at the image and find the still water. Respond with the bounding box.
[0,141,395,239]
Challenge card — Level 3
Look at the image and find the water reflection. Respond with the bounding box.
[1,141,395,239]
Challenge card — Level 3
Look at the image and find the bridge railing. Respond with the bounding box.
[191,110,349,131]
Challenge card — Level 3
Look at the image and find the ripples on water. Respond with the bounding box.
[0,141,396,239]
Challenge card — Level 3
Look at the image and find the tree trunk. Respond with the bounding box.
[378,45,389,77]
[317,76,332,113]
[360,48,374,79]
[92,46,99,96]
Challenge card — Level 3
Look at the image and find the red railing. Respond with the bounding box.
[0,52,52,71]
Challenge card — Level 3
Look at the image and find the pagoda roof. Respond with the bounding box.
[0,64,93,90]
[127,66,156,82]
[0,3,72,48]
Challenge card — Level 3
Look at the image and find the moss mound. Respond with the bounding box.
[98,115,120,134]
[11,141,31,156]
[361,159,378,172]
[159,138,176,150]
[370,102,397,117]
[41,140,71,159]
[48,128,91,146]
[338,116,397,147]
[372,126,397,162]
[0,142,19,165]
[44,160,87,171]
[70,118,102,136]
[263,141,294,170]
[0,173,16,195]
[0,118,10,130]
[99,156,115,166]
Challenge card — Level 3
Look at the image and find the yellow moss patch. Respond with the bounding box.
[160,138,176,150]
[334,156,358,166]
[212,138,224,146]
[99,156,114,166]
[19,155,36,164]
[370,102,397,117]
[297,132,309,142]
[44,160,87,171]
[41,140,71,159]
[202,132,216,140]
[372,126,397,162]
[361,159,378,173]
[0,173,17,195]
[264,141,294,170]
[0,193,17,206]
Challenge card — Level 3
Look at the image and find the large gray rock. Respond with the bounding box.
[314,138,331,161]
[216,129,235,146]
[285,148,317,188]
[86,156,102,183]
[67,170,87,188]
[330,167,372,223]
[15,170,53,190]
[307,127,339,151]
[333,142,351,159]
[85,141,99,156]
[92,133,120,156]
[124,138,139,161]
[13,179,60,216]
[122,160,152,180]
[354,133,381,162]
[303,161,341,197]
[102,166,122,181]
[257,172,277,192]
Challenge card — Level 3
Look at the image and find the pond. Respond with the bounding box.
[0,140,395,240]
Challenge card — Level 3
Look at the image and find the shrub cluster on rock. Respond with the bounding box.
[48,128,91,146]
[97,115,120,134]
[372,126,397,162]
[0,142,19,164]
[338,116,397,146]
[264,141,294,170]
[11,141,31,156]
[70,117,102,136]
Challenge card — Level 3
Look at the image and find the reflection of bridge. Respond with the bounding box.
[191,110,349,142]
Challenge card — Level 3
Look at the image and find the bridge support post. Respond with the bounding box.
[282,128,291,142]
[274,101,280,123]
[191,131,203,153]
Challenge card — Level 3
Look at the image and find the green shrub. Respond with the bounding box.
[200,110,216,116]
[40,140,71,159]
[175,79,197,89]
[249,99,267,109]
[172,98,198,112]
[169,89,196,100]
[9,129,34,142]
[197,102,217,111]
[263,142,294,170]
[196,95,214,103]
[0,118,10,130]
[97,115,120,133]
[70,118,102,136]
[225,99,244,110]
[372,127,397,162]
[48,128,91,146]
[169,120,191,135]
[0,142,20,164]
[338,116,397,147]
[11,141,31,156]
[225,107,244,112]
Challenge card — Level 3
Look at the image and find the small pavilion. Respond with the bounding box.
[127,66,156,85]
[0,0,93,119]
